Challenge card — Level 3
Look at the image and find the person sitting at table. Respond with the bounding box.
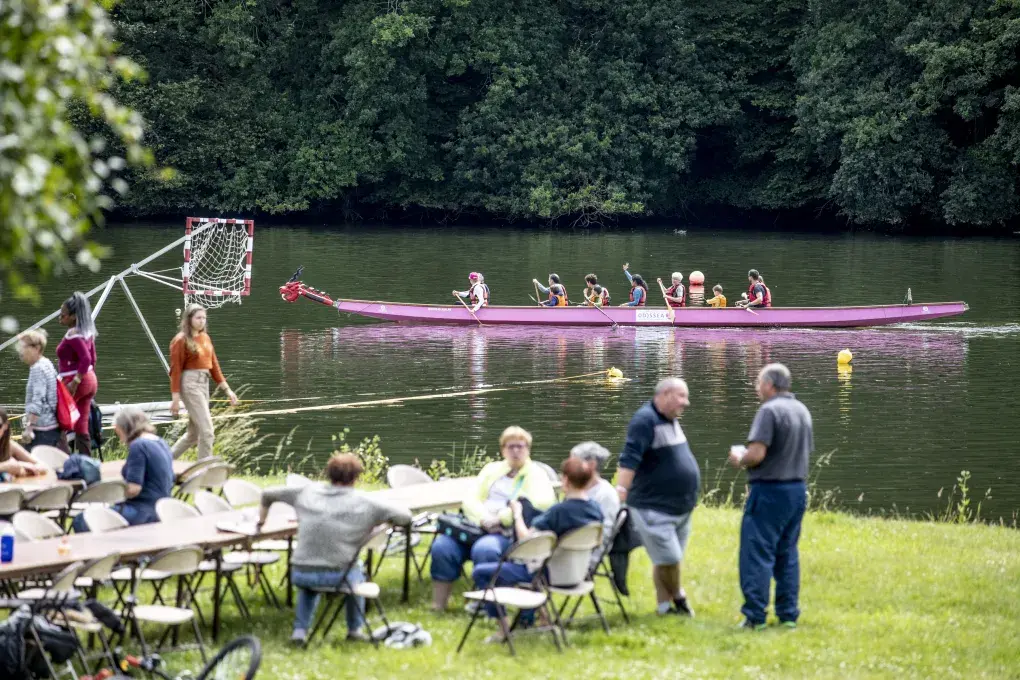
[0,407,47,479]
[75,406,174,531]
[429,426,557,611]
[256,453,412,646]
[470,457,603,640]
[569,441,620,566]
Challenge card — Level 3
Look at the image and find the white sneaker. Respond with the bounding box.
[290,628,307,645]
[464,600,481,614]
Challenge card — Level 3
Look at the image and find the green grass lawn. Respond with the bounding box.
[167,506,1019,680]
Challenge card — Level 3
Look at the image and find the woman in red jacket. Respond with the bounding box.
[56,292,98,454]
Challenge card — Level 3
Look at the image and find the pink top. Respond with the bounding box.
[56,331,97,377]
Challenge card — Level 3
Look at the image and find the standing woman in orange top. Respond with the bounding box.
[169,304,238,459]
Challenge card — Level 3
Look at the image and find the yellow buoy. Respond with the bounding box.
[837,348,853,365]
[606,367,624,380]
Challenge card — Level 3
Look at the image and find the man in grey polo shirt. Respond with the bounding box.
[729,363,813,630]
[615,378,701,617]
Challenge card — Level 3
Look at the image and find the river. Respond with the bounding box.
[2,224,1018,519]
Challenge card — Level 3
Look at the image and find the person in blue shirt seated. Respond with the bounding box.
[470,457,603,640]
[111,406,175,526]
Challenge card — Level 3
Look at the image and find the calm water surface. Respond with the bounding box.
[2,225,1018,518]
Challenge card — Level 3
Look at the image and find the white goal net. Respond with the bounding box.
[183,217,254,308]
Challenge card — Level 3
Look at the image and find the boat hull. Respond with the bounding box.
[332,300,969,328]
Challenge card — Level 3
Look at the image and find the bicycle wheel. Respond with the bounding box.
[196,635,262,680]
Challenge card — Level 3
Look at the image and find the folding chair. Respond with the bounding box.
[19,561,87,679]
[24,485,74,527]
[13,509,65,540]
[457,531,562,656]
[154,498,250,622]
[193,491,281,608]
[566,507,630,626]
[544,523,608,638]
[376,465,438,581]
[68,480,127,524]
[222,479,261,507]
[0,487,24,518]
[60,553,123,674]
[30,445,69,472]
[305,528,392,647]
[174,457,221,484]
[174,462,233,500]
[285,473,312,488]
[120,545,207,664]
[534,461,563,500]
[81,507,172,608]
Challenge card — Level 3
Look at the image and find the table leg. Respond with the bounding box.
[286,536,293,608]
[212,552,222,642]
[402,521,411,603]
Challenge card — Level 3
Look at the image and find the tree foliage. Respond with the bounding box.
[108,0,1020,228]
[0,0,151,311]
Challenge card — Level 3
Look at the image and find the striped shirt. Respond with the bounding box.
[25,357,58,430]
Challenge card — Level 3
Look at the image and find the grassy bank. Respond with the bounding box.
[179,502,1019,680]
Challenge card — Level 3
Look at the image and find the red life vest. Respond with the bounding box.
[629,286,647,306]
[600,287,610,305]
[469,283,489,306]
[747,282,772,308]
[666,283,686,308]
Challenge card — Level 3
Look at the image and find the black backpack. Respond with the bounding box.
[89,402,105,459]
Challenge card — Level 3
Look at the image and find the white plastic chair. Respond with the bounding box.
[223,479,261,507]
[386,465,432,488]
[154,498,250,623]
[81,506,129,533]
[193,490,232,516]
[544,523,608,636]
[122,546,207,663]
[175,462,233,499]
[304,529,392,647]
[24,485,74,525]
[0,488,24,516]
[193,491,281,607]
[12,510,64,540]
[458,531,562,656]
[30,445,69,472]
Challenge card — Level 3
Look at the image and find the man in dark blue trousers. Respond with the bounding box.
[729,363,813,630]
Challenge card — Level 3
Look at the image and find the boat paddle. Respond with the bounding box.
[738,292,759,316]
[453,293,484,326]
[590,302,619,330]
[656,278,676,324]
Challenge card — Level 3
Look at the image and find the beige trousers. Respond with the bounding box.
[172,369,215,459]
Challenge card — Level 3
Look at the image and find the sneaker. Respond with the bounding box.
[346,629,371,643]
[672,596,695,618]
[290,628,307,645]
[464,600,481,614]
[737,619,766,631]
[779,620,797,630]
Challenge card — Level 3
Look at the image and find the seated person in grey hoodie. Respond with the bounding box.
[256,453,411,645]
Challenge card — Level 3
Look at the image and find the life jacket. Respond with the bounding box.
[666,283,686,308]
[600,287,611,305]
[747,282,772,308]
[548,291,568,306]
[629,286,647,306]
[469,283,489,306]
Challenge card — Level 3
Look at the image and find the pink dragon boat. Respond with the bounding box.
[279,278,968,328]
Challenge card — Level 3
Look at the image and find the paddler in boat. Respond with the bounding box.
[534,274,569,306]
[657,272,686,308]
[621,263,649,306]
[736,269,772,308]
[583,274,611,306]
[453,272,489,312]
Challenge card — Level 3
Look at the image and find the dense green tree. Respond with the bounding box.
[0,0,150,320]
[106,0,1020,229]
